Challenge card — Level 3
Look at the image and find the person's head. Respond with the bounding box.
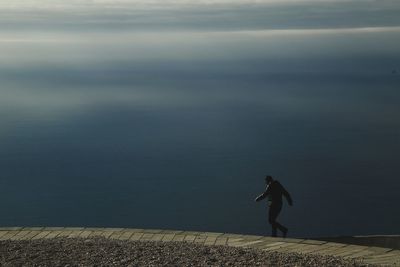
[265,175,273,185]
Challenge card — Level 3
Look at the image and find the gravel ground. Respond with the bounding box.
[0,237,373,266]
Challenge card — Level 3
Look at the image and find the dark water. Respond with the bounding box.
[1,15,400,237]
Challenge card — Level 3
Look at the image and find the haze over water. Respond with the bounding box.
[1,0,400,237]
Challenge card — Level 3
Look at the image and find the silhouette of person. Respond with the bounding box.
[255,175,293,237]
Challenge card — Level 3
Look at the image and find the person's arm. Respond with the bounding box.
[255,186,270,202]
[281,184,293,206]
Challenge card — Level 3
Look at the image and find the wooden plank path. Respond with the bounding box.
[0,227,399,266]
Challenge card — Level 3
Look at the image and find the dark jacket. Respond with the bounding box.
[255,180,293,206]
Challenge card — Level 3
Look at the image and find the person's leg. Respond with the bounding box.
[277,223,288,237]
[268,210,277,236]
[269,203,288,237]
[268,204,280,237]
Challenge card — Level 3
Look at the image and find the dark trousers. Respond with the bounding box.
[268,202,287,237]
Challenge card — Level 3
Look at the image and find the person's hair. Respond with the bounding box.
[265,175,273,181]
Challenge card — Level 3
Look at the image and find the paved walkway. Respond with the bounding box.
[1,227,399,266]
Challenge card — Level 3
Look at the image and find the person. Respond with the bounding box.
[255,175,293,237]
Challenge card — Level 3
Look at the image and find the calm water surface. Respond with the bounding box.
[1,3,400,238]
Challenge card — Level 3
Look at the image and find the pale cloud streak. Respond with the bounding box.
[1,0,400,32]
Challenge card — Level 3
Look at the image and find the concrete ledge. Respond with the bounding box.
[0,227,399,266]
[317,235,400,250]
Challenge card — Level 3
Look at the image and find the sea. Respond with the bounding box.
[1,20,400,238]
